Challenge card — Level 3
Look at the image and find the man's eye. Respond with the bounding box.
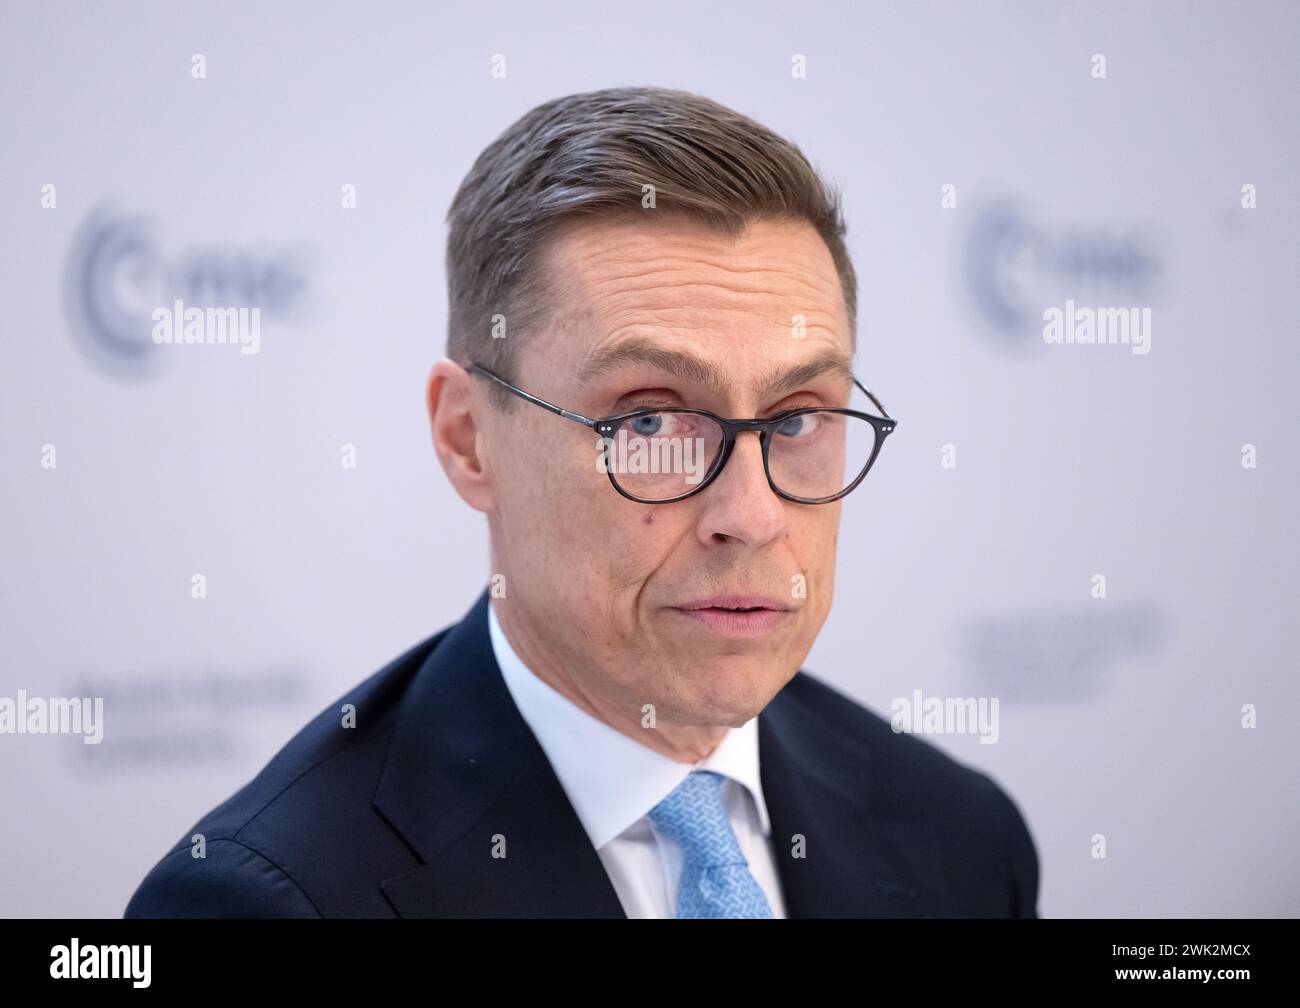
[776,412,820,438]
[629,413,664,436]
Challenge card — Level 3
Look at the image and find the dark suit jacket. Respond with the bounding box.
[125,588,1040,918]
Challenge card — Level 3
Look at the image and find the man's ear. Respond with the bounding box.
[427,358,495,514]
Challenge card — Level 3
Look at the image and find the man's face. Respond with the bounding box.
[480,214,854,730]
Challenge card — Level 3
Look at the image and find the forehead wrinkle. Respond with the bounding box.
[555,225,844,310]
[579,259,840,312]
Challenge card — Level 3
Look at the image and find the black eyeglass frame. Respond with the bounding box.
[467,362,898,505]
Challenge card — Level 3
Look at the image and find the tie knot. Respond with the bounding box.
[647,770,745,868]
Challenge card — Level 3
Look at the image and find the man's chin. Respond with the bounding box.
[657,660,790,725]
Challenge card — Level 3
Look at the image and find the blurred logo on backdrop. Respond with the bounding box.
[956,602,1167,701]
[962,198,1163,356]
[67,667,311,770]
[63,204,312,379]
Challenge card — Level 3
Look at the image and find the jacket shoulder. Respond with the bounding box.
[124,838,320,918]
[124,630,447,917]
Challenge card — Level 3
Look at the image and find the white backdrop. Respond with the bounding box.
[1,0,1296,917]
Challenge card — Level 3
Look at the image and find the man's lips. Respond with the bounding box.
[675,596,790,612]
[669,596,792,637]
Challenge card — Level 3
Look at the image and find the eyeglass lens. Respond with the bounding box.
[602,410,878,502]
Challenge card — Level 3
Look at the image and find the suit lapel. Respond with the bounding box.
[759,680,950,917]
[374,588,625,918]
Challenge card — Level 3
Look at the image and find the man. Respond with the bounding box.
[126,86,1039,918]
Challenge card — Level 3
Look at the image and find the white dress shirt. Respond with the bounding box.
[487,600,787,919]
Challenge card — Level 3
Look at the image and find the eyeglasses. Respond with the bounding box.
[467,362,898,505]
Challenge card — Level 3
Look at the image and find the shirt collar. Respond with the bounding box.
[487,599,773,849]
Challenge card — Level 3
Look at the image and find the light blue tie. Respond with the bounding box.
[648,769,774,919]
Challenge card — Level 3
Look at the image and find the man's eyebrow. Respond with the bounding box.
[576,336,854,403]
[754,353,855,403]
[576,337,728,391]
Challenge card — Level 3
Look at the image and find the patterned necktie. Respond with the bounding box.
[647,769,774,918]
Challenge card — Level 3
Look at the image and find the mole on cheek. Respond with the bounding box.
[643,512,654,526]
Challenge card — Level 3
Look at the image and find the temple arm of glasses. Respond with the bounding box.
[468,363,596,427]
[853,377,895,422]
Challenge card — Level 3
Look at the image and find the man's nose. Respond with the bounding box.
[694,431,787,546]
